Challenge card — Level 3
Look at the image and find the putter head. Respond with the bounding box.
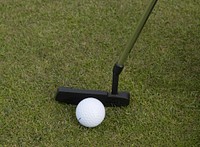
[55,87,130,107]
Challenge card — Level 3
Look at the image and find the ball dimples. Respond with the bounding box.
[76,98,105,128]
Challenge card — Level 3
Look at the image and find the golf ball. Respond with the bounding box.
[76,98,105,128]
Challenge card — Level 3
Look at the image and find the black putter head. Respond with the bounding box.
[55,87,130,107]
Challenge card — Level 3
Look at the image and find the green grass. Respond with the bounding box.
[1,0,200,146]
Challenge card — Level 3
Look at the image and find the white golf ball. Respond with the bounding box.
[76,98,105,128]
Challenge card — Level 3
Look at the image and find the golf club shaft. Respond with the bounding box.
[118,0,158,66]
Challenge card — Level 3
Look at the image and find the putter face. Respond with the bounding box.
[56,87,130,107]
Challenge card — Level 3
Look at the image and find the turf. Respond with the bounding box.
[1,0,200,146]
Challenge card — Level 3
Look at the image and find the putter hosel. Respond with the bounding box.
[112,63,124,94]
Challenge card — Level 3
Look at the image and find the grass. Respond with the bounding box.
[1,0,200,146]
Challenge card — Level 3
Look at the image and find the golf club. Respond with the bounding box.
[55,0,158,107]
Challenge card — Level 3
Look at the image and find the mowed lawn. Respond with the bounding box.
[0,0,199,146]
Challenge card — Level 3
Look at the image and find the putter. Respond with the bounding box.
[55,0,158,107]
